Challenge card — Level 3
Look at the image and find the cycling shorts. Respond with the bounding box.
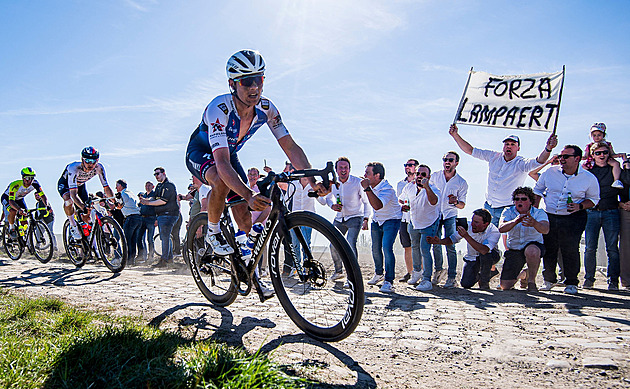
[1,194,26,212]
[186,149,247,202]
[57,176,89,204]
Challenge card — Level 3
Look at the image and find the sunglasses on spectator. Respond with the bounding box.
[153,172,162,176]
[593,150,609,156]
[442,158,455,162]
[404,163,417,167]
[513,197,529,202]
[558,154,576,159]
[234,75,264,87]
[416,172,427,177]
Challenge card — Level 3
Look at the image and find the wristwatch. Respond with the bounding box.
[364,186,372,193]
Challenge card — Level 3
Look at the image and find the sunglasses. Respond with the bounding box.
[416,172,427,177]
[235,75,264,87]
[83,158,97,164]
[404,163,417,167]
[593,150,609,156]
[153,171,162,176]
[558,154,576,160]
[442,158,455,163]
[514,197,529,202]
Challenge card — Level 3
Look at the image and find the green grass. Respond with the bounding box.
[0,289,307,389]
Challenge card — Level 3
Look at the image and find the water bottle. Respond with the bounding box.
[246,223,264,251]
[235,230,252,261]
[79,220,91,237]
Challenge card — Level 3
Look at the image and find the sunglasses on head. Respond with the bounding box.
[442,157,455,163]
[514,196,529,202]
[558,154,576,160]
[235,75,264,87]
[593,150,609,156]
[83,158,97,164]
[404,163,417,167]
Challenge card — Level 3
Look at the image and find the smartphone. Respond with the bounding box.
[456,217,468,231]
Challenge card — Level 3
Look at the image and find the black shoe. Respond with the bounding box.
[490,269,499,279]
[399,273,411,283]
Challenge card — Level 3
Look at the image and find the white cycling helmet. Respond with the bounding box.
[226,50,265,80]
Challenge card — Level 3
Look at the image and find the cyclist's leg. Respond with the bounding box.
[225,153,252,233]
[1,194,17,227]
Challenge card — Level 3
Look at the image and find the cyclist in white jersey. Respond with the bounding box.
[186,49,328,258]
[57,146,113,239]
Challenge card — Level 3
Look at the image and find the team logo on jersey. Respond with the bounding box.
[271,114,282,129]
[211,119,225,132]
[260,99,269,110]
[218,103,228,115]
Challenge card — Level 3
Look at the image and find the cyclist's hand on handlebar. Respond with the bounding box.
[248,193,271,211]
[312,182,331,197]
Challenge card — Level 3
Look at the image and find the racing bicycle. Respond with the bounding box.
[62,198,128,273]
[2,207,54,263]
[184,162,364,342]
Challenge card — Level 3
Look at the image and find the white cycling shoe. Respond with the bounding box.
[205,230,234,256]
[70,225,82,240]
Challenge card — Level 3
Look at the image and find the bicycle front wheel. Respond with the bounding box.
[269,211,364,342]
[97,216,127,273]
[185,212,237,306]
[62,220,86,267]
[31,221,53,263]
[2,224,23,260]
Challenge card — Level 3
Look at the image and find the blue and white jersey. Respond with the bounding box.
[187,93,290,161]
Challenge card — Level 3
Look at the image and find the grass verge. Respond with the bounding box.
[0,288,306,388]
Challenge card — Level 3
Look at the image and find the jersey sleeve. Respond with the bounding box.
[67,164,79,189]
[203,104,230,152]
[7,181,21,200]
[32,180,44,195]
[263,99,290,140]
[97,163,109,187]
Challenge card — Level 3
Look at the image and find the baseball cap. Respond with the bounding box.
[503,135,520,145]
[590,122,606,134]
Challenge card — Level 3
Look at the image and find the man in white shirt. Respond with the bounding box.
[322,157,370,281]
[396,159,418,283]
[361,162,402,293]
[534,145,600,295]
[499,187,549,292]
[428,208,501,289]
[449,124,558,225]
[430,151,468,288]
[399,165,441,292]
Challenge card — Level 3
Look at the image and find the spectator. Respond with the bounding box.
[449,123,557,226]
[619,154,630,289]
[322,157,370,282]
[115,179,142,264]
[396,159,418,283]
[137,181,156,262]
[582,142,627,290]
[499,187,549,291]
[139,167,178,267]
[428,209,500,289]
[534,145,600,294]
[399,165,440,291]
[583,123,623,188]
[361,162,402,293]
[430,151,468,288]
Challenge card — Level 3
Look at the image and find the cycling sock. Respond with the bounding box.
[68,216,77,227]
[207,222,220,234]
[9,223,14,229]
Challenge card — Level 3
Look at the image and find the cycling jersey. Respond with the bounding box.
[60,161,109,189]
[3,179,44,201]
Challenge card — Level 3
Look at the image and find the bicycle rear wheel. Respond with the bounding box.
[62,220,87,267]
[2,224,23,260]
[97,216,127,273]
[269,211,364,342]
[31,221,53,263]
[185,212,237,306]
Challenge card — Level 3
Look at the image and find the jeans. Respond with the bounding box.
[409,218,440,282]
[484,201,507,227]
[432,216,457,279]
[157,214,178,261]
[584,208,620,283]
[137,215,156,259]
[46,220,57,251]
[123,214,143,260]
[543,211,588,286]
[171,212,183,255]
[331,216,362,273]
[370,219,401,283]
[461,249,500,288]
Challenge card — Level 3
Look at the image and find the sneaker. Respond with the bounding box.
[527,282,538,292]
[432,269,447,285]
[407,271,422,285]
[443,278,457,289]
[608,282,619,291]
[255,278,275,298]
[416,280,433,291]
[478,282,490,290]
[399,273,411,283]
[611,180,624,189]
[205,231,234,256]
[259,268,269,278]
[70,225,82,240]
[380,281,395,293]
[540,281,554,291]
[343,280,351,289]
[490,268,500,279]
[582,279,594,289]
[329,271,345,282]
[564,285,578,295]
[367,274,385,285]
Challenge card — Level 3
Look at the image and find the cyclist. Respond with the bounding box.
[58,146,113,239]
[186,50,328,294]
[2,167,48,238]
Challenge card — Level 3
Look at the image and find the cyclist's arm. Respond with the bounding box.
[277,135,321,190]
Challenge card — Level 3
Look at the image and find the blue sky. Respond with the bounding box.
[1,0,629,233]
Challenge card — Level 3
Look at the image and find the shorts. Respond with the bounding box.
[1,194,26,213]
[399,221,411,248]
[500,241,546,280]
[186,149,247,202]
[57,175,89,203]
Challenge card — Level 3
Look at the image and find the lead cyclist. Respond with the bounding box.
[185,49,329,297]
